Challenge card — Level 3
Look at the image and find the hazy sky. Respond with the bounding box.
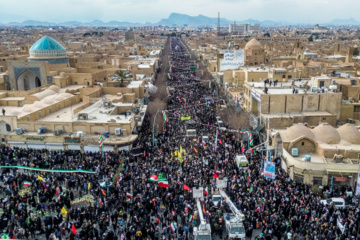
[0,0,359,23]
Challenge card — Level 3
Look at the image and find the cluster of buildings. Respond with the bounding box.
[181,25,360,190]
[2,23,360,190]
[0,27,167,152]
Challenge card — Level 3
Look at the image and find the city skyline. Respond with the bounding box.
[1,0,360,25]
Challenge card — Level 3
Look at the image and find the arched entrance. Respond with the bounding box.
[0,121,11,143]
[17,71,41,90]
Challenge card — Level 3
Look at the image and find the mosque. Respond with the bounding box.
[4,36,69,91]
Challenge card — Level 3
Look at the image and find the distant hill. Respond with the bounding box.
[327,18,359,25]
[2,13,356,27]
[156,13,281,26]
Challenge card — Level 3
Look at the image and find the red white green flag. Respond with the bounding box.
[204,185,209,195]
[23,181,31,187]
[158,180,169,188]
[170,222,177,232]
[126,192,133,198]
[149,175,159,182]
[188,214,193,222]
[162,111,168,122]
[98,135,104,147]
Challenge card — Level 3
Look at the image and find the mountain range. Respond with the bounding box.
[0,13,359,27]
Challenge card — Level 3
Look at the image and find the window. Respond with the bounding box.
[302,142,305,146]
[313,177,323,186]
[39,112,42,118]
[59,103,61,109]
[322,117,326,120]
[294,174,304,183]
[354,106,360,112]
[350,80,357,86]
[27,116,30,121]
[49,107,52,113]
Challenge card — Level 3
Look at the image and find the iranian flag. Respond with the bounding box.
[149,175,159,182]
[204,185,209,196]
[126,192,133,198]
[158,180,169,188]
[170,222,177,232]
[162,111,168,122]
[188,214,193,222]
[98,135,104,147]
[23,181,31,187]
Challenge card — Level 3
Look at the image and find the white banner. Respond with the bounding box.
[148,83,158,94]
[355,172,360,196]
[220,50,245,71]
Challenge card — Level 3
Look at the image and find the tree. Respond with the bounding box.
[353,48,359,56]
[308,35,314,42]
[115,70,127,87]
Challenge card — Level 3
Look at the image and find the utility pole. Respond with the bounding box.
[152,109,160,146]
[218,12,220,36]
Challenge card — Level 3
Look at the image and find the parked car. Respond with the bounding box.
[320,197,345,209]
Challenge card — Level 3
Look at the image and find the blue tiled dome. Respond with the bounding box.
[29,36,66,58]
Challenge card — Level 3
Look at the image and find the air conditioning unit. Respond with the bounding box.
[38,127,45,134]
[347,118,354,124]
[15,128,23,135]
[77,113,88,120]
[54,129,63,136]
[135,116,141,121]
[115,128,122,135]
[291,148,299,157]
[76,131,85,137]
[303,155,311,162]
[333,154,344,163]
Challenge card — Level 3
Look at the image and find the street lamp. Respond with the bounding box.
[152,109,161,146]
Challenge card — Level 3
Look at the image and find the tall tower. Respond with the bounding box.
[346,47,353,63]
[334,43,342,55]
[217,12,220,36]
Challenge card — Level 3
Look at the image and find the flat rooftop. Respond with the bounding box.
[249,80,319,95]
[37,102,83,122]
[61,85,86,91]
[127,81,144,88]
[76,99,141,124]
[262,111,333,119]
[1,97,25,101]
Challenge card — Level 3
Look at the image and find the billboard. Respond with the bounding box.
[264,161,276,180]
[356,172,360,196]
[220,50,245,71]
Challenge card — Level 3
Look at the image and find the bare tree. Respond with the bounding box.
[217,108,251,130]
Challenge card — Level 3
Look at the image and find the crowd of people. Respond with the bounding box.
[0,37,359,240]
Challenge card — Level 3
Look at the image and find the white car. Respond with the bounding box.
[212,194,223,208]
[320,197,345,209]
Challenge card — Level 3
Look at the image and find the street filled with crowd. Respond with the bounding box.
[0,37,359,240]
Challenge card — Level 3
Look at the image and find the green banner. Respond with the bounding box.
[0,166,96,174]
[181,116,191,121]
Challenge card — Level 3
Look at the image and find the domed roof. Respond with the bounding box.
[47,85,60,93]
[245,39,262,50]
[280,124,315,142]
[312,123,340,144]
[337,123,360,144]
[29,36,66,58]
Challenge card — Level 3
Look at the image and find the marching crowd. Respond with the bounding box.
[0,37,359,240]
